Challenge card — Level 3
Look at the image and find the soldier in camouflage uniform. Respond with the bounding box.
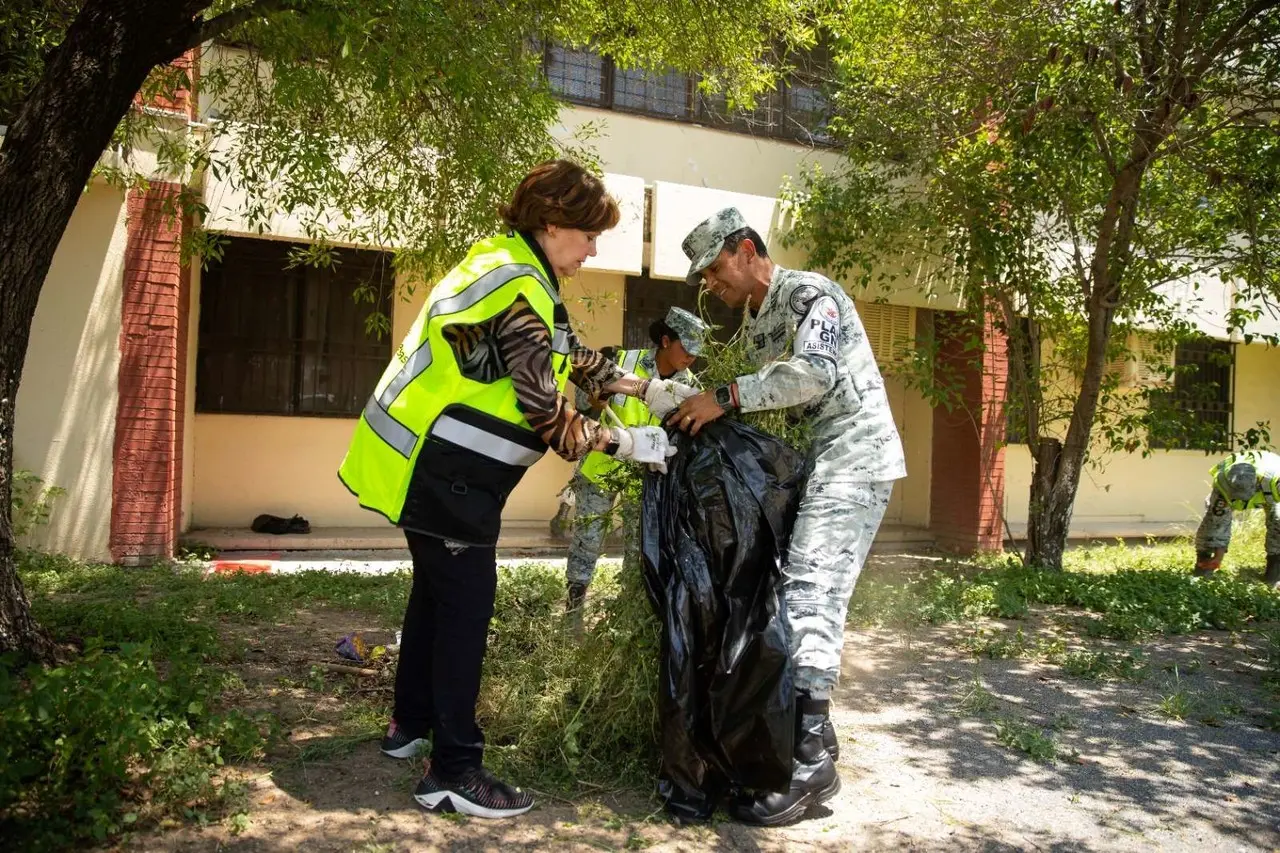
[671,207,906,826]
[1192,450,1280,589]
[565,307,709,610]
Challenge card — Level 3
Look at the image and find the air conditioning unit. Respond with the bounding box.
[857,302,916,365]
[1105,332,1173,389]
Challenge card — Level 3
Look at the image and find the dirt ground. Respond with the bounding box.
[124,562,1280,852]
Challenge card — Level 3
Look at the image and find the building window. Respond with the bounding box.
[622,273,741,355]
[543,43,608,106]
[612,67,694,119]
[542,43,832,145]
[1148,339,1234,452]
[196,237,393,417]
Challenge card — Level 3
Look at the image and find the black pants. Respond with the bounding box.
[394,531,498,776]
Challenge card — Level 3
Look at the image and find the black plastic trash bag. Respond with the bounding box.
[639,418,806,820]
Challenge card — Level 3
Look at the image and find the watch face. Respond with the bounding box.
[716,386,732,407]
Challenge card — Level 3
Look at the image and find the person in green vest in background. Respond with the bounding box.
[1192,449,1280,589]
[565,307,710,610]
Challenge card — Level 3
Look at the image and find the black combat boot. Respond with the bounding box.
[728,695,840,826]
[1265,555,1280,590]
[822,712,839,761]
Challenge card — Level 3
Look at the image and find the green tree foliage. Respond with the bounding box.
[0,0,823,658]
[786,0,1280,569]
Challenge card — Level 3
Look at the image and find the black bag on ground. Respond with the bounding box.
[250,514,310,535]
[639,418,806,820]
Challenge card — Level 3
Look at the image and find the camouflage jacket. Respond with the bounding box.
[735,265,907,483]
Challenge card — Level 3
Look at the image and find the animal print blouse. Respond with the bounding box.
[443,295,622,461]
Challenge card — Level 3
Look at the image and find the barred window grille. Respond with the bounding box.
[1149,339,1234,452]
[612,67,693,119]
[539,41,831,144]
[785,81,832,143]
[622,273,740,353]
[196,237,393,417]
[545,44,607,106]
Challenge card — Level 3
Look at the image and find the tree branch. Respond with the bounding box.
[1085,112,1118,177]
[1191,0,1280,79]
[1151,104,1275,160]
[185,0,306,52]
[1133,0,1159,81]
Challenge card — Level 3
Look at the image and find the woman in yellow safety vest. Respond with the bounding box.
[565,307,708,609]
[338,161,691,818]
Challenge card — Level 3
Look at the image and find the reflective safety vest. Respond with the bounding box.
[578,349,658,486]
[1211,450,1280,510]
[338,232,570,541]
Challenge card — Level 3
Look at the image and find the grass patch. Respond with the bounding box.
[958,627,1042,660]
[958,627,1148,682]
[993,716,1061,764]
[8,518,1279,848]
[1151,667,1245,726]
[1056,648,1148,682]
[954,672,999,716]
[1262,628,1280,688]
[0,641,265,850]
[851,549,1279,640]
[21,552,411,659]
[7,550,661,847]
[1157,684,1197,721]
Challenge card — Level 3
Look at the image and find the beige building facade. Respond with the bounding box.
[13,49,1280,562]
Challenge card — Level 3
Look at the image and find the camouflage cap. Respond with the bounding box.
[681,207,749,286]
[664,306,710,357]
[1220,461,1259,503]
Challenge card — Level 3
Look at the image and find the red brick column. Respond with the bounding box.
[111,184,190,563]
[929,311,1009,552]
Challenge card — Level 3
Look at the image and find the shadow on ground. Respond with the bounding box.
[125,556,1280,853]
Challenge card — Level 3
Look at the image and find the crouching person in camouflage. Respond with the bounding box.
[1193,450,1280,589]
[671,207,906,826]
[565,308,709,610]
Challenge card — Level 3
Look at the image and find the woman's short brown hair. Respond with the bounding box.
[499,160,620,234]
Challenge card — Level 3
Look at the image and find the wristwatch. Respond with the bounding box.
[715,384,737,412]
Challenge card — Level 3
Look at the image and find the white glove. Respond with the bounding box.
[642,379,701,420]
[613,426,678,474]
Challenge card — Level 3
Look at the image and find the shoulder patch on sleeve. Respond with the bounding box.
[794,295,840,362]
[789,283,823,316]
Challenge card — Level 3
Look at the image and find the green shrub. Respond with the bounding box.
[0,643,263,850]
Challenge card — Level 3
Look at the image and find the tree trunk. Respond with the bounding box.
[1022,144,1154,570]
[1024,438,1067,569]
[0,0,205,659]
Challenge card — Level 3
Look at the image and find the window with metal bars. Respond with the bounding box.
[622,272,741,355]
[1148,339,1234,452]
[543,43,609,106]
[196,237,394,417]
[542,43,832,145]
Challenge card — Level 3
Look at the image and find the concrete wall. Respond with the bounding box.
[13,184,127,560]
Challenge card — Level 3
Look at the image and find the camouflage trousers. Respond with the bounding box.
[1194,491,1280,556]
[785,479,895,699]
[566,473,617,587]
